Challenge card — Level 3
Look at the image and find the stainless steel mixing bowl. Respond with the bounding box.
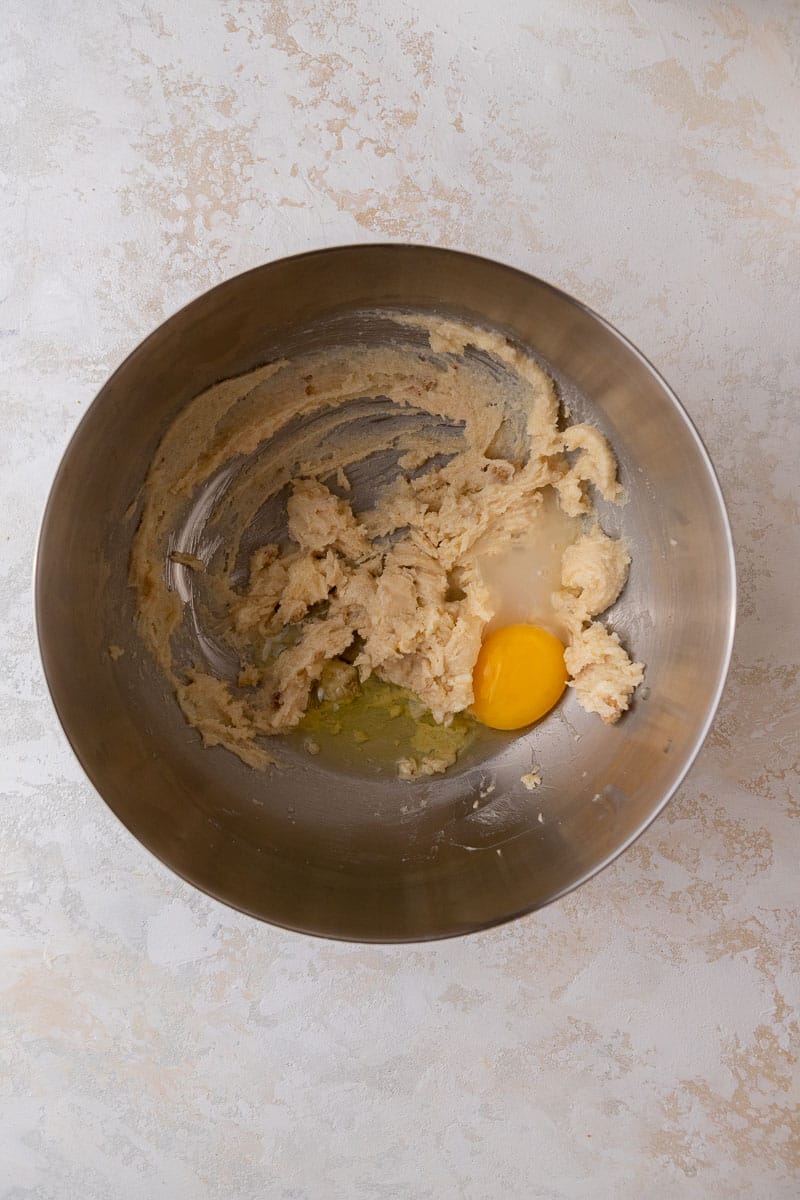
[35,245,735,941]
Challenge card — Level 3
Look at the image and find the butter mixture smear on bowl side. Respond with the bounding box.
[130,313,644,777]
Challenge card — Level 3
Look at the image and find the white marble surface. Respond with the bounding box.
[2,2,799,1196]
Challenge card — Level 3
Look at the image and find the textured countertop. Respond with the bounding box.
[2,2,798,1196]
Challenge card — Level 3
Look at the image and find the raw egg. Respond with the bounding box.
[476,490,579,640]
[471,624,568,730]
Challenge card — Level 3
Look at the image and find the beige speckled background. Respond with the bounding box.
[2,2,798,1196]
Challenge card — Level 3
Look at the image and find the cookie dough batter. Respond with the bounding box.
[130,313,643,773]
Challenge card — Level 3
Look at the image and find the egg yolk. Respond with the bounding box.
[471,624,568,730]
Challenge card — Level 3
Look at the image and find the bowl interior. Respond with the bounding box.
[36,246,735,940]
